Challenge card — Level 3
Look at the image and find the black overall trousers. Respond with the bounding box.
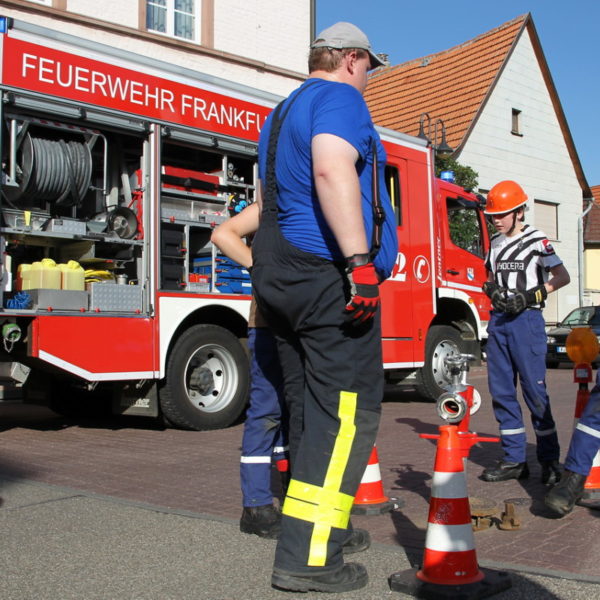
[251,89,384,575]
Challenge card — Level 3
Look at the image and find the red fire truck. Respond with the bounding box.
[0,17,491,430]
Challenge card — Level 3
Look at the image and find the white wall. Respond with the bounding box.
[458,29,582,323]
[3,1,309,97]
[214,0,309,75]
[67,0,137,29]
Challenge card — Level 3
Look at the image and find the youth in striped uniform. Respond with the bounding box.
[545,370,600,516]
[480,180,570,484]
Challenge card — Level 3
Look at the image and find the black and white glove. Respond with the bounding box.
[344,254,380,325]
[482,281,508,312]
[505,284,547,314]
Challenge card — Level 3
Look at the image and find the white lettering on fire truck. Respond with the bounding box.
[389,252,407,282]
[180,94,260,132]
[413,255,430,283]
[21,53,264,134]
[22,52,177,112]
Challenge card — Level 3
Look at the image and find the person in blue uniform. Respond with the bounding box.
[481,180,570,485]
[250,22,398,594]
[545,370,600,516]
[211,204,288,539]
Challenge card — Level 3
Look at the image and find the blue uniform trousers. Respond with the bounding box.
[486,309,560,464]
[565,369,600,476]
[240,327,287,507]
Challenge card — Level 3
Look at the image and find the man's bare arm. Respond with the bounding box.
[210,202,260,269]
[312,133,369,259]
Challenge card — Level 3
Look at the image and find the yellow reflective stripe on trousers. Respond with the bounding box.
[286,480,355,516]
[283,497,350,529]
[282,390,358,567]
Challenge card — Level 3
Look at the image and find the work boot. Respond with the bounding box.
[540,460,563,485]
[342,528,371,554]
[544,470,586,517]
[271,562,368,593]
[481,460,529,482]
[239,504,281,539]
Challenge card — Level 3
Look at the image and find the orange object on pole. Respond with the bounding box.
[390,425,510,598]
[571,362,600,500]
[352,445,400,515]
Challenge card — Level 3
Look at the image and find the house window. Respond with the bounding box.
[534,200,558,240]
[511,108,522,136]
[147,0,199,42]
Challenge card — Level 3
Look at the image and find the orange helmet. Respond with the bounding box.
[483,180,528,214]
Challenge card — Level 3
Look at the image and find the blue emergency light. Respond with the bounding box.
[0,17,13,33]
[440,170,455,183]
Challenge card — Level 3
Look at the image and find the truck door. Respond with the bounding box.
[380,153,435,366]
[439,189,488,300]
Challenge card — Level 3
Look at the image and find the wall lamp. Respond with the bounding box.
[417,112,454,158]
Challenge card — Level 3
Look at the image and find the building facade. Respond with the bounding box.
[365,15,592,325]
[457,25,584,323]
[583,187,600,306]
[1,0,311,96]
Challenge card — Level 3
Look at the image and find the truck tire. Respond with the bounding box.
[416,325,465,401]
[159,324,249,431]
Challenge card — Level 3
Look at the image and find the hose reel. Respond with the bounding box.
[2,132,92,208]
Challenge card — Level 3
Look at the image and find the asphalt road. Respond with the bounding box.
[1,364,599,599]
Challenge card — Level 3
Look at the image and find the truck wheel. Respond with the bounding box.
[159,324,249,431]
[416,325,464,401]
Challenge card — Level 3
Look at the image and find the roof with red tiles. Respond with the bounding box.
[365,13,591,198]
[584,186,600,244]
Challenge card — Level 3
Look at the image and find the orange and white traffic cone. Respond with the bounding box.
[352,445,401,515]
[571,363,600,503]
[390,425,510,598]
[583,452,600,497]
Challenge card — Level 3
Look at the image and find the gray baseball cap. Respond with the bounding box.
[311,21,385,69]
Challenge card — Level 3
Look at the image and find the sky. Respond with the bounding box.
[316,0,600,189]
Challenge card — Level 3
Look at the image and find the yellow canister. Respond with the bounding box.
[17,263,32,291]
[59,260,85,291]
[29,258,61,289]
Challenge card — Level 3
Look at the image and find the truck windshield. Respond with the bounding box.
[446,198,484,257]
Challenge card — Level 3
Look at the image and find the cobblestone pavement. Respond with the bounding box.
[1,364,598,583]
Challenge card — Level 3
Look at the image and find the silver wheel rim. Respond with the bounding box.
[184,343,238,413]
[431,339,461,388]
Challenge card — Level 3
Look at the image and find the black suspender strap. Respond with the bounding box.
[369,138,385,261]
[263,81,318,214]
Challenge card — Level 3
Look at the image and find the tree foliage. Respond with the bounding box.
[435,155,487,252]
[435,155,479,192]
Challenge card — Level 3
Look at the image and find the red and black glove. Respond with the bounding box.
[344,254,380,325]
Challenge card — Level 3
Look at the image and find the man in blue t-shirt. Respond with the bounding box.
[251,22,397,594]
